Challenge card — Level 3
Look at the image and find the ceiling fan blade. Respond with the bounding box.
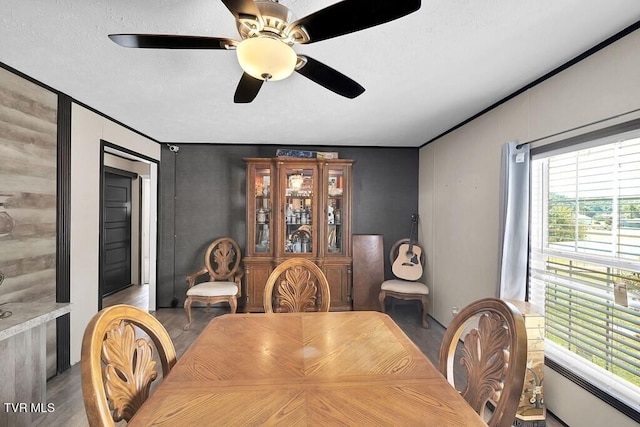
[295,56,364,99]
[292,0,421,44]
[220,0,261,20]
[108,34,236,49]
[234,73,263,103]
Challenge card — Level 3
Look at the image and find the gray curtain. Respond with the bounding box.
[498,141,530,300]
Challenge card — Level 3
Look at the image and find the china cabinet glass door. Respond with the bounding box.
[326,166,346,255]
[251,164,272,255]
[282,165,316,255]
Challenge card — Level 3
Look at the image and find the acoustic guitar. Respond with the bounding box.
[392,214,423,281]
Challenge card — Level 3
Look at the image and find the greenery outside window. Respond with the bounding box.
[529,132,640,413]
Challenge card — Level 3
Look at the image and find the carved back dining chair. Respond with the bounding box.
[263,258,331,313]
[184,237,243,330]
[378,238,430,328]
[438,298,528,427]
[81,304,177,427]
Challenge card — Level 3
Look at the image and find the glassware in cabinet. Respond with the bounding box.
[250,164,273,256]
[327,166,346,255]
[282,166,315,254]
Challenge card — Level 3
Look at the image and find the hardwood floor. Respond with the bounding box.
[33,292,565,426]
[102,284,149,310]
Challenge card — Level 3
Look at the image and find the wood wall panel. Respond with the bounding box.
[352,235,384,311]
[0,140,57,178]
[0,270,56,301]
[0,66,58,377]
[0,123,57,151]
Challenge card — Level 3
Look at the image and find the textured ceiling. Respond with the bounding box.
[1,1,640,147]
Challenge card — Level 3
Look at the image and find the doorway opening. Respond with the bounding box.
[100,141,158,312]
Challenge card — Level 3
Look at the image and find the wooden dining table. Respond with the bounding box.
[129,311,486,426]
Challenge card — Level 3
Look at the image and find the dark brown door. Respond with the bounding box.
[102,171,132,296]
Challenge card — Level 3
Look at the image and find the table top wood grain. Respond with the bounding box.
[129,311,486,426]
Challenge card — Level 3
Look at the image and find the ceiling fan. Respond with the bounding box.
[108,0,421,103]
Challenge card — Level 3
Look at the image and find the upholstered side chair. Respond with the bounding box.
[263,258,330,313]
[184,237,243,330]
[439,297,528,427]
[81,304,177,427]
[378,238,429,328]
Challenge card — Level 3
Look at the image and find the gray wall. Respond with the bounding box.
[158,144,419,308]
[158,144,258,307]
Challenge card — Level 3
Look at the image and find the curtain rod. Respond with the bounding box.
[514,107,640,151]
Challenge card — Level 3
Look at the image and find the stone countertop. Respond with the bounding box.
[0,302,71,341]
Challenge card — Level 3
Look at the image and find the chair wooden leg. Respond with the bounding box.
[183,297,193,331]
[378,291,386,313]
[229,296,238,314]
[420,295,429,328]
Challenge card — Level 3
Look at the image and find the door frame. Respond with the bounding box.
[99,140,159,311]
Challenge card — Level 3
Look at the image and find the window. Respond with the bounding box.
[529,131,640,412]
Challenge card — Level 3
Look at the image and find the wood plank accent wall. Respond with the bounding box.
[0,66,59,377]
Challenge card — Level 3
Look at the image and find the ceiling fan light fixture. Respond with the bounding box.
[236,37,296,81]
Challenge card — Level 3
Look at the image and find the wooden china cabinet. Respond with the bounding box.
[243,157,354,312]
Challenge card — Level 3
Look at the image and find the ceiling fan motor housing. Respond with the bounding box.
[236,0,309,44]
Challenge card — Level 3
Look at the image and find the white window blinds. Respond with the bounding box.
[529,135,640,411]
